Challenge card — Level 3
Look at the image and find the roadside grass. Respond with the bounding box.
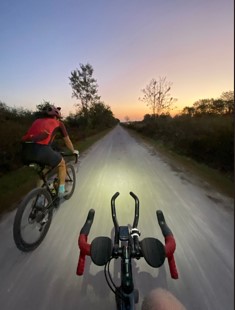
[0,129,111,218]
[127,128,234,199]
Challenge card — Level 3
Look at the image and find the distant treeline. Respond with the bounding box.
[0,101,119,176]
[124,93,234,178]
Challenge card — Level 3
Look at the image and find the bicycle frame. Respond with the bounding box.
[30,152,78,212]
[77,192,179,310]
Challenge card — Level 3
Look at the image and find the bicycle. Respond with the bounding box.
[13,152,79,252]
[76,192,179,310]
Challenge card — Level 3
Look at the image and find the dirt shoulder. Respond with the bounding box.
[126,128,234,209]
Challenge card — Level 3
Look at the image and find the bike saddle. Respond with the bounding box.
[90,237,113,266]
[140,237,165,268]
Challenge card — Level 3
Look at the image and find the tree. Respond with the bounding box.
[89,101,115,129]
[124,116,130,123]
[220,90,234,102]
[190,92,234,116]
[69,63,100,115]
[182,106,196,117]
[220,90,234,114]
[139,76,177,117]
[209,99,225,115]
[193,99,212,115]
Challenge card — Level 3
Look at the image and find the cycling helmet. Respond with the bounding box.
[44,105,62,118]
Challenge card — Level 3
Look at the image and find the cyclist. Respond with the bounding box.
[141,288,186,310]
[21,104,78,198]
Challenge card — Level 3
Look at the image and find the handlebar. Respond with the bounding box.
[157,211,178,279]
[60,151,79,164]
[76,193,178,279]
[129,192,139,228]
[76,209,95,275]
[111,192,120,247]
[111,192,140,256]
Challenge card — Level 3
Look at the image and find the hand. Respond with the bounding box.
[73,150,79,156]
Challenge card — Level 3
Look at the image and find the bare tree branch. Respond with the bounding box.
[139,77,177,117]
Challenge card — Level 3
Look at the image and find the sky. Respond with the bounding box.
[0,0,234,121]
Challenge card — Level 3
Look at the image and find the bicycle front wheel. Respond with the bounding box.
[64,163,76,200]
[13,187,53,252]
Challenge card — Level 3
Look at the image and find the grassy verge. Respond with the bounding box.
[0,128,111,218]
[126,128,234,199]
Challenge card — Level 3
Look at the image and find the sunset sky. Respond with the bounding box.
[0,0,233,121]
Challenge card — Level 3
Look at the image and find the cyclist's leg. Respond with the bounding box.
[57,158,66,196]
[33,145,63,190]
[21,143,48,187]
[22,143,64,194]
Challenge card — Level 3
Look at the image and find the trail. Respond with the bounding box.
[0,125,233,310]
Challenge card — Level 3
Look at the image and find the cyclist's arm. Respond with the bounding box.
[63,136,75,153]
[58,121,76,153]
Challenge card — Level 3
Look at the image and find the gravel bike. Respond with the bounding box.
[76,192,178,310]
[13,152,79,252]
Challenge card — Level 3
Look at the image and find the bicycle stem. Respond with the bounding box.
[121,245,134,294]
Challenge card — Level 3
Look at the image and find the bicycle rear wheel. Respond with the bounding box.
[13,187,53,252]
[64,163,76,200]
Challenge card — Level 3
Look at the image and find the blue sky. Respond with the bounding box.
[0,0,233,121]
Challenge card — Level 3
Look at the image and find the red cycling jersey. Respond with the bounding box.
[22,118,68,145]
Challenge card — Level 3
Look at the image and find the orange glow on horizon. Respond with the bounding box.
[60,85,233,122]
[111,101,188,121]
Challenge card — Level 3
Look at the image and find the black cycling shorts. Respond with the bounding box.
[21,143,62,168]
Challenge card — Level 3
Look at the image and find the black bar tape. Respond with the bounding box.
[80,209,95,235]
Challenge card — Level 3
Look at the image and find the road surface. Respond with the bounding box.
[0,125,234,310]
